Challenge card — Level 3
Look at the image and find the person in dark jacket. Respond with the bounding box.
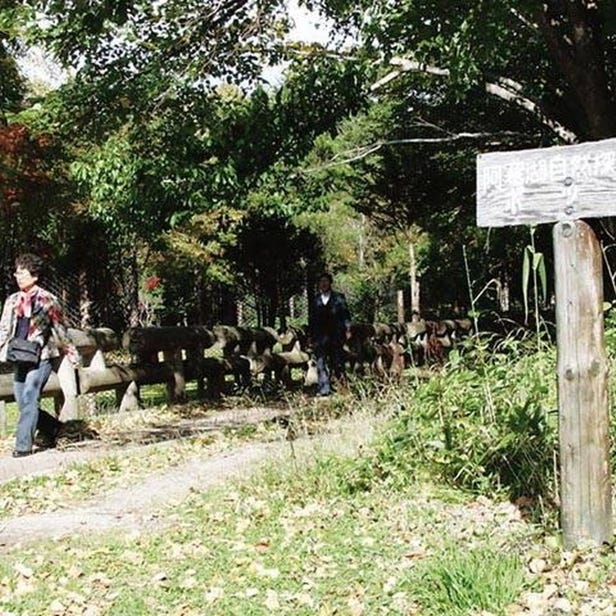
[309,272,352,397]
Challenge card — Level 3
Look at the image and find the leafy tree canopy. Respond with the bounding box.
[311,0,616,142]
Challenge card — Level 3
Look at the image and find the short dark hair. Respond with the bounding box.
[319,272,333,284]
[15,253,44,278]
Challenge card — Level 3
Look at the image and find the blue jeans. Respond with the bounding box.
[13,360,53,452]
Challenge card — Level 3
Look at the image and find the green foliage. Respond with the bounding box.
[346,336,559,508]
[297,86,542,313]
[13,0,288,110]
[227,211,323,325]
[0,43,25,118]
[9,0,616,325]
[316,0,616,137]
[522,226,547,329]
[411,546,527,616]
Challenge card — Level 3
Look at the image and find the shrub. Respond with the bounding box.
[345,334,559,508]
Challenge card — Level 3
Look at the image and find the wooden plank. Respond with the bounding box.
[68,327,120,353]
[163,349,186,403]
[553,220,612,547]
[477,138,616,227]
[0,372,62,402]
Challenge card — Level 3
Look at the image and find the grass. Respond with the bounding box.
[0,388,376,520]
[412,546,527,615]
[0,387,541,615]
[5,330,616,613]
[0,445,538,615]
[340,335,561,524]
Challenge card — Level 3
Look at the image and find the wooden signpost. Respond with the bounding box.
[477,138,616,548]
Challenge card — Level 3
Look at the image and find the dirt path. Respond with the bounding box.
[0,405,288,484]
[0,407,377,548]
[0,441,282,547]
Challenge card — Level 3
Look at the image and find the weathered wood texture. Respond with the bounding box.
[0,319,471,415]
[477,138,616,227]
[67,327,119,353]
[123,326,215,354]
[554,220,612,547]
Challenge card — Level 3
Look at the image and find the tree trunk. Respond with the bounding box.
[498,269,510,313]
[79,268,91,328]
[128,246,140,328]
[396,289,405,324]
[269,288,279,328]
[409,240,421,315]
[358,214,366,269]
[539,1,616,139]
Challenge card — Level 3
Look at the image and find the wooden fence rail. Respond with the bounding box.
[0,318,472,428]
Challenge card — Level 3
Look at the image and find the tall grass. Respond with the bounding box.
[411,546,527,616]
[343,333,560,516]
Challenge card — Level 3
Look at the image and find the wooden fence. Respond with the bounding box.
[0,318,472,428]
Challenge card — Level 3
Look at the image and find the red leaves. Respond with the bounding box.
[0,123,54,210]
[144,275,161,291]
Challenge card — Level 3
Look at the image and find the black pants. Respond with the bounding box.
[315,337,345,395]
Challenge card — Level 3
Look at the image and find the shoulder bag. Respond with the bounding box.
[6,337,41,366]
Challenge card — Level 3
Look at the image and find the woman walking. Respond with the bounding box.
[0,253,80,457]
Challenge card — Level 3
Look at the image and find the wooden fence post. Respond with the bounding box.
[396,289,405,324]
[187,347,205,399]
[57,357,80,421]
[554,220,612,547]
[119,381,141,413]
[163,349,186,403]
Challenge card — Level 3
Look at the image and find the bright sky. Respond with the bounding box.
[262,0,333,86]
[18,46,66,89]
[287,0,331,45]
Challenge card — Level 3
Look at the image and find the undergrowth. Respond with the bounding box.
[412,545,527,616]
[342,332,561,521]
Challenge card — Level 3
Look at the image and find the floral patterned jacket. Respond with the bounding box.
[0,286,80,365]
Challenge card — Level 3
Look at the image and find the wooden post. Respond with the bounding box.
[163,349,186,403]
[396,289,405,324]
[477,137,616,548]
[187,347,205,399]
[409,240,420,314]
[119,381,141,412]
[56,356,79,421]
[554,220,612,547]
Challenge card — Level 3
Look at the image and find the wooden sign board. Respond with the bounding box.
[476,136,615,548]
[476,137,616,227]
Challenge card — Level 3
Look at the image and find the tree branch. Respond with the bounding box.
[485,79,577,143]
[370,58,450,90]
[509,7,538,31]
[371,56,578,143]
[304,131,534,172]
